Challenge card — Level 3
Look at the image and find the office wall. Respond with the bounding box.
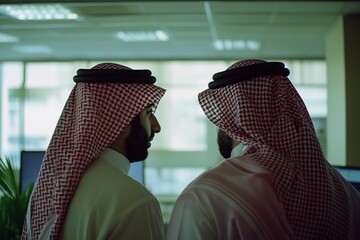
[326,15,360,166]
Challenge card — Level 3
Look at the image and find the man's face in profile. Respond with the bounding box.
[217,129,233,159]
[125,104,159,162]
[125,115,152,162]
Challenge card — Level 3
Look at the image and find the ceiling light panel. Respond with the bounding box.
[0,33,18,42]
[0,4,79,21]
[213,39,261,51]
[116,30,169,42]
[14,45,52,54]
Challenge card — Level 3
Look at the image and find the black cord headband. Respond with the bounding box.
[208,62,290,89]
[73,69,156,84]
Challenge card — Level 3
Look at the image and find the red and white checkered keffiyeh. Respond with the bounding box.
[198,59,355,239]
[21,63,165,240]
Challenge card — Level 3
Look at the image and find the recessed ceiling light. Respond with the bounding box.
[246,40,261,51]
[154,30,169,41]
[0,33,18,43]
[214,39,261,51]
[115,30,169,42]
[0,4,79,21]
[233,40,246,49]
[14,45,52,54]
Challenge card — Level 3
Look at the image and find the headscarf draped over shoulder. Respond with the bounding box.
[198,59,353,239]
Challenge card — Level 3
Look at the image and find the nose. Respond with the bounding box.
[150,114,161,133]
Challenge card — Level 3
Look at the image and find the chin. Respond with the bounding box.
[131,151,148,163]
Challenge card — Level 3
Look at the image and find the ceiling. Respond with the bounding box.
[0,1,359,61]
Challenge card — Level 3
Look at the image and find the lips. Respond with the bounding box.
[148,134,154,148]
[147,138,152,148]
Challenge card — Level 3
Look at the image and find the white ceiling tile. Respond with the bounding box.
[0,1,358,61]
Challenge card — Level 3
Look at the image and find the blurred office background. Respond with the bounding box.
[1,1,359,222]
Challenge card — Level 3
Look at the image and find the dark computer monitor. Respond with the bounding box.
[20,150,145,191]
[334,166,360,192]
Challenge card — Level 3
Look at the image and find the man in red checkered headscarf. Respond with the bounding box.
[21,63,166,240]
[166,59,360,240]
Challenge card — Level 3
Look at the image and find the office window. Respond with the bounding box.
[152,61,227,151]
[0,62,86,163]
[0,59,327,198]
[23,62,83,149]
[146,167,206,195]
[1,62,23,164]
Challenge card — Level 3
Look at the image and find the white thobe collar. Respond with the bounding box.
[97,148,130,174]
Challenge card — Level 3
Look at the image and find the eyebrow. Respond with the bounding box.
[145,103,156,112]
[146,103,156,110]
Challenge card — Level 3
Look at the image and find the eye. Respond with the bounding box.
[146,107,155,115]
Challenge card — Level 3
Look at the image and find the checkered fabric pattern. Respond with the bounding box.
[21,63,166,240]
[198,59,353,239]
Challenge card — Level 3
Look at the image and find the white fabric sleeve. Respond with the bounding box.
[166,192,217,240]
[109,197,164,240]
[166,172,295,240]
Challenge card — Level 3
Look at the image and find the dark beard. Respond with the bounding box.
[125,115,153,163]
[217,129,233,159]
